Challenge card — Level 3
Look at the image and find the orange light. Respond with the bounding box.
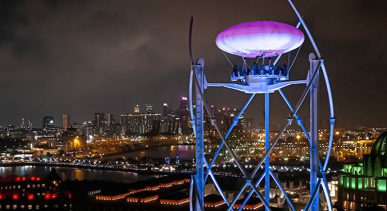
[27,194,34,200]
[12,194,19,200]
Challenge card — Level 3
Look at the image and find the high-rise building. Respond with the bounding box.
[146,104,153,114]
[178,97,191,134]
[94,113,114,135]
[42,116,54,128]
[20,118,25,129]
[161,103,171,133]
[179,97,188,110]
[133,105,140,114]
[121,105,161,135]
[162,103,168,118]
[62,114,70,130]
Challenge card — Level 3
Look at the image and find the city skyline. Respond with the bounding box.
[0,0,386,128]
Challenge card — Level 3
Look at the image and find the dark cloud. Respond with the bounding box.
[0,0,385,128]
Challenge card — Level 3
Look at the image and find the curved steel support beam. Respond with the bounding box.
[190,175,194,211]
[204,159,230,206]
[321,173,333,211]
[205,94,256,182]
[228,182,249,211]
[287,0,321,59]
[188,3,335,210]
[189,68,196,137]
[288,0,335,174]
[269,170,296,211]
[249,180,271,210]
[304,179,322,211]
[238,173,265,211]
[192,62,249,178]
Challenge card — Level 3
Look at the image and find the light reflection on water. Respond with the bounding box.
[121,145,195,160]
[0,145,193,183]
[0,166,158,184]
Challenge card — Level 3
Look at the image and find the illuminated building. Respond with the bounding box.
[145,104,153,113]
[338,132,387,210]
[121,106,161,135]
[162,103,168,118]
[42,116,54,128]
[160,103,170,133]
[178,97,191,134]
[62,114,70,130]
[133,105,140,113]
[334,139,376,162]
[94,113,114,135]
[20,118,32,130]
[64,135,86,152]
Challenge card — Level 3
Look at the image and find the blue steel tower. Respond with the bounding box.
[188,0,335,211]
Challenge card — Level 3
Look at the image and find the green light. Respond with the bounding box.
[343,164,352,173]
[377,179,386,192]
[364,178,369,189]
[340,176,344,186]
[351,166,362,175]
[351,177,356,189]
[358,178,363,190]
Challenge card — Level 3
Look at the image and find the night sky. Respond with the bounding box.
[0,0,386,128]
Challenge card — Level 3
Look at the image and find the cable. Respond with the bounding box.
[221,50,234,68]
[288,46,302,73]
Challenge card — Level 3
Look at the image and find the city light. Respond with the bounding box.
[0,0,384,210]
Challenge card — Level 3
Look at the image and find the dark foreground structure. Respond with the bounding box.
[0,169,72,210]
[86,176,264,211]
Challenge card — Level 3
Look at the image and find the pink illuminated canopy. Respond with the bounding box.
[216,21,304,58]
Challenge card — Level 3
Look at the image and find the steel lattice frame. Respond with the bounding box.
[188,1,335,210]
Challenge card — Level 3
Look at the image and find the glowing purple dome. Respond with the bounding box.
[216,21,304,58]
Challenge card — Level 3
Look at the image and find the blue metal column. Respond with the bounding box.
[195,59,205,210]
[309,53,320,211]
[264,93,270,211]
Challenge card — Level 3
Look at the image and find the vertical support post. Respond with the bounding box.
[309,53,320,211]
[264,93,270,211]
[195,58,205,210]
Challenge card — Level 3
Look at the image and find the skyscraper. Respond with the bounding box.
[133,105,140,113]
[179,97,188,110]
[63,114,70,130]
[178,97,191,134]
[146,104,153,114]
[162,103,168,118]
[161,103,172,133]
[42,116,54,128]
[121,105,161,135]
[94,113,113,135]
